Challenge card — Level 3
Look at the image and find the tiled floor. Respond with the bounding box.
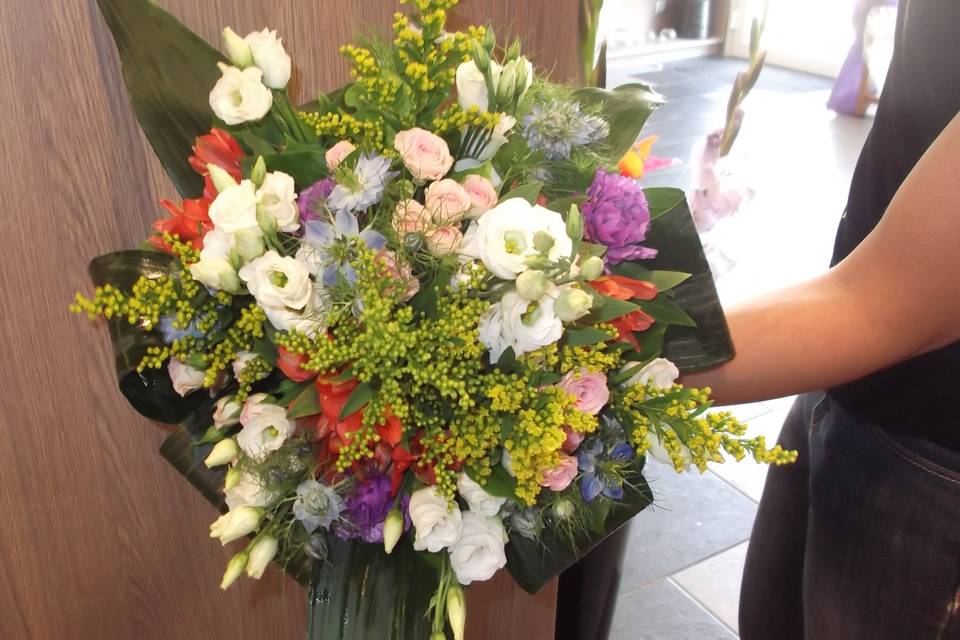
[606,57,873,638]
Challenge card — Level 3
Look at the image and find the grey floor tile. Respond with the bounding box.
[611,579,737,640]
[620,461,757,593]
[673,542,749,634]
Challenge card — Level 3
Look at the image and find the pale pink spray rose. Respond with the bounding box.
[461,174,498,218]
[561,427,585,454]
[377,250,420,301]
[558,368,610,415]
[393,127,454,182]
[539,453,579,491]
[425,226,463,256]
[325,140,356,171]
[425,178,472,224]
[393,199,429,234]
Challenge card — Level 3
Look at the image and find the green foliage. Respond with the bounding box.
[573,83,665,160]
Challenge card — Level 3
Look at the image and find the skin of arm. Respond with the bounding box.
[682,112,960,405]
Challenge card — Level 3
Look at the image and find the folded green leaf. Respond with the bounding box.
[584,295,640,323]
[96,0,224,198]
[564,326,611,348]
[338,381,374,421]
[643,187,686,220]
[288,384,321,419]
[499,180,544,205]
[573,83,665,160]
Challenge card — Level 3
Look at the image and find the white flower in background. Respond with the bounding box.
[325,140,356,171]
[448,512,507,585]
[479,290,563,362]
[645,429,693,470]
[553,285,593,322]
[213,396,242,428]
[168,359,205,396]
[476,114,516,163]
[461,198,572,280]
[210,180,260,233]
[245,534,279,579]
[456,473,506,518]
[261,288,328,334]
[237,394,295,460]
[225,470,273,510]
[209,506,264,545]
[257,171,300,233]
[425,179,472,224]
[623,358,680,389]
[189,229,242,293]
[455,59,501,112]
[409,486,463,553]
[243,28,291,89]
[239,250,313,310]
[209,63,273,125]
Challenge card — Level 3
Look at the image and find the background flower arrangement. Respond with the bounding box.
[74,0,794,638]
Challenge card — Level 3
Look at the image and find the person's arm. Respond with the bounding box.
[683,112,960,405]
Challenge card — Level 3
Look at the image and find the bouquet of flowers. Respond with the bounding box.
[74,1,794,638]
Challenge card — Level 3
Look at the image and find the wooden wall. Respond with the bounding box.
[0,0,573,637]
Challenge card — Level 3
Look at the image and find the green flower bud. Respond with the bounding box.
[515,270,550,301]
[430,634,447,640]
[219,550,249,590]
[210,507,264,545]
[383,507,404,554]
[483,27,496,51]
[245,534,279,579]
[580,255,604,281]
[223,467,242,491]
[566,205,583,242]
[554,286,593,322]
[554,499,575,520]
[446,582,467,640]
[496,62,517,105]
[250,156,267,188]
[233,228,266,262]
[256,205,278,236]
[207,163,238,194]
[532,230,555,254]
[204,437,239,468]
[196,425,225,445]
[505,38,522,61]
[222,27,253,68]
[471,40,490,73]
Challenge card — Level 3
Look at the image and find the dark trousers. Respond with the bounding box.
[740,392,960,639]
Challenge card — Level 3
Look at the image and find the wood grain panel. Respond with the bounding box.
[0,1,569,637]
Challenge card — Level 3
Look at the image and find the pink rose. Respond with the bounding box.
[461,174,498,218]
[393,199,429,234]
[377,250,420,301]
[558,368,610,415]
[425,178,472,224]
[561,427,585,454]
[539,454,578,491]
[425,226,463,256]
[394,127,454,182]
[325,140,356,171]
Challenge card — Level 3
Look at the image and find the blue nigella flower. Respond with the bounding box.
[327,153,397,214]
[522,100,609,161]
[298,210,386,287]
[577,438,636,502]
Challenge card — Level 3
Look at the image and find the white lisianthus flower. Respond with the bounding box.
[261,288,327,335]
[479,291,563,362]
[168,359,205,396]
[448,512,508,585]
[461,199,572,280]
[554,285,593,322]
[213,395,242,428]
[189,229,242,293]
[456,59,500,112]
[239,250,313,310]
[224,471,273,510]
[232,350,269,383]
[204,438,239,468]
[243,29,291,89]
[257,171,300,233]
[409,486,463,553]
[210,180,260,233]
[209,63,273,125]
[456,473,506,517]
[245,534,279,579]
[623,358,680,389]
[209,506,264,545]
[237,394,295,460]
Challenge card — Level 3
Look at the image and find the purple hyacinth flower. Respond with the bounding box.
[582,169,658,265]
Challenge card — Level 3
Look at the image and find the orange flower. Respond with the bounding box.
[150,197,213,252]
[277,346,316,382]
[610,310,656,347]
[590,275,658,301]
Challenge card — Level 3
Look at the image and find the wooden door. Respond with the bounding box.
[0,1,576,638]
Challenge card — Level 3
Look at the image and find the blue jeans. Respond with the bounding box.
[739,392,960,639]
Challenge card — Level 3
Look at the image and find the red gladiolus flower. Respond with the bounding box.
[150,197,213,252]
[278,347,316,382]
[189,128,244,200]
[377,413,403,447]
[610,309,656,348]
[590,275,658,301]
